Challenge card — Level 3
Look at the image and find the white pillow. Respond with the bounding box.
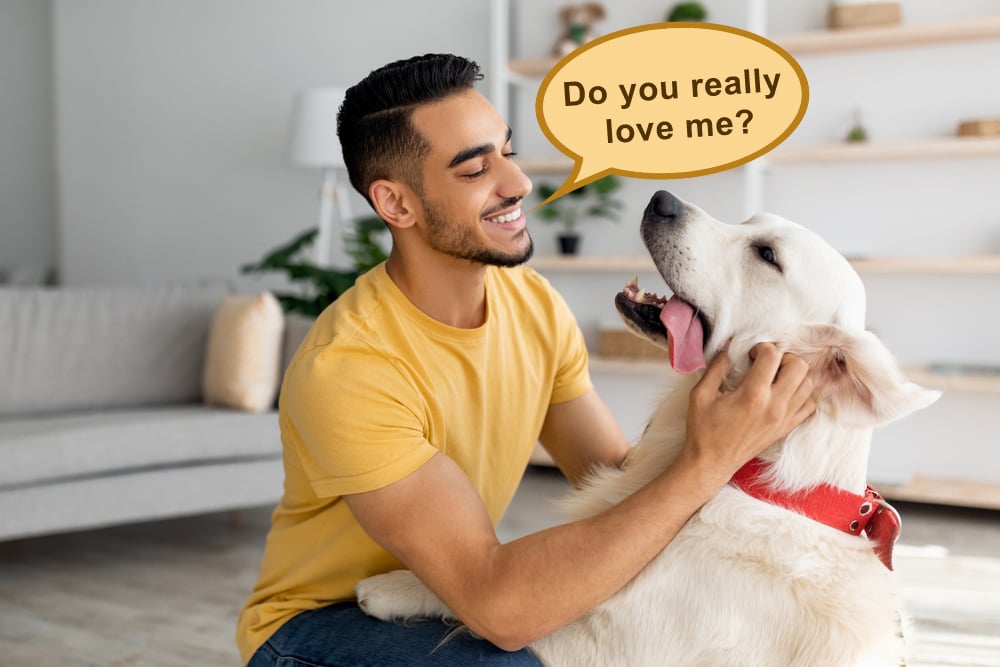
[202,292,285,412]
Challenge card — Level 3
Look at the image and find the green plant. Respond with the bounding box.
[535,174,624,234]
[667,2,708,22]
[241,216,389,317]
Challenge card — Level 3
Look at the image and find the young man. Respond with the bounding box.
[238,54,815,666]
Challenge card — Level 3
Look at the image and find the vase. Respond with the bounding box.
[557,234,580,255]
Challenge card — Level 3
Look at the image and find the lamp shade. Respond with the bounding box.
[288,87,346,168]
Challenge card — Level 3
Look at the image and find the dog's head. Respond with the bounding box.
[616,190,939,427]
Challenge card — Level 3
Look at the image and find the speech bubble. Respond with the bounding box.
[535,22,808,206]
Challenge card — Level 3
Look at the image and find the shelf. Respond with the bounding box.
[507,16,1000,78]
[590,357,1000,393]
[516,137,1000,176]
[530,255,1000,275]
[767,137,1000,164]
[777,15,1000,55]
[516,157,574,173]
[906,367,1000,393]
[874,476,1000,510]
[530,255,655,272]
[849,255,1000,274]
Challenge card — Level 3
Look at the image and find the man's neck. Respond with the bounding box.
[385,247,489,329]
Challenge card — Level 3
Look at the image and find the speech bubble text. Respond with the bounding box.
[535,23,808,206]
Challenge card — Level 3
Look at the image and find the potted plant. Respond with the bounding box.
[535,174,624,255]
[241,216,389,317]
[666,2,708,21]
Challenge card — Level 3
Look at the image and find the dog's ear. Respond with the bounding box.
[783,324,941,427]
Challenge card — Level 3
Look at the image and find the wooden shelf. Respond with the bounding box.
[768,137,1000,164]
[516,157,574,173]
[516,137,1000,175]
[530,255,656,272]
[507,16,1000,79]
[874,476,1000,510]
[906,367,1000,393]
[530,255,1000,275]
[849,255,1000,274]
[777,15,1000,55]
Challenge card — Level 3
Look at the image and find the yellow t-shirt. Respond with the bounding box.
[236,262,592,663]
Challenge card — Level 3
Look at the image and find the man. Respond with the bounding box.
[238,53,815,666]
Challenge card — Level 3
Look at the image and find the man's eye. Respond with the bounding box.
[464,166,487,179]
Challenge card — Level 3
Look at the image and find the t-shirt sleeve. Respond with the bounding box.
[548,287,593,405]
[282,343,438,498]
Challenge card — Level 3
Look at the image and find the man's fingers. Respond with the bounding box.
[744,342,783,387]
[696,348,733,394]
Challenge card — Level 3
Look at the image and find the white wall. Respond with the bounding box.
[0,0,55,284]
[51,0,491,286]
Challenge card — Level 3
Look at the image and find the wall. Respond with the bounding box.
[0,0,55,284]
[50,0,491,286]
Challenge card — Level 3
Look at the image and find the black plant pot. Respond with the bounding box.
[557,234,580,255]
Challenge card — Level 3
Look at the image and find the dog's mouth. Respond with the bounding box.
[616,277,712,374]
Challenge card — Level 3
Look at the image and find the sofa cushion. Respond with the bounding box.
[203,292,285,413]
[0,405,280,489]
[0,283,227,417]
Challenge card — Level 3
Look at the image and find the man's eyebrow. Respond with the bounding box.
[447,126,513,169]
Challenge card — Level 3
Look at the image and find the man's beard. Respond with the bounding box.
[423,198,534,268]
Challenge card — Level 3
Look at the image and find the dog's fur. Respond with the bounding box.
[355,192,940,666]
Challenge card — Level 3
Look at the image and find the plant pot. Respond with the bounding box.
[557,234,581,255]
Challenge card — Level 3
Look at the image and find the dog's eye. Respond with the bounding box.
[756,245,781,269]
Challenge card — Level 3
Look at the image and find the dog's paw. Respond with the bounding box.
[356,569,457,622]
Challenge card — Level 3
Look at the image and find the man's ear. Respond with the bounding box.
[369,179,419,230]
[783,324,941,427]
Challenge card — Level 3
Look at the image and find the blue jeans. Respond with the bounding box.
[248,602,544,666]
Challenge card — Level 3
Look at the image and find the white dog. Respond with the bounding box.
[356,191,940,666]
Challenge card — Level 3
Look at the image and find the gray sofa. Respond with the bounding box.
[0,283,310,542]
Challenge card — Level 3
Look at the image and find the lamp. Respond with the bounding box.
[288,87,352,266]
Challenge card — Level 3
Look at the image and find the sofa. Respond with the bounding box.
[0,283,312,542]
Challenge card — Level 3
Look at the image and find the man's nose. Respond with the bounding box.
[498,156,532,200]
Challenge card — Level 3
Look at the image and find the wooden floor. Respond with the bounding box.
[1,466,999,666]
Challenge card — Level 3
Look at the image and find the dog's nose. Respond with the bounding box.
[645,191,683,224]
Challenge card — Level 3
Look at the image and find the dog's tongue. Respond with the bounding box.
[660,296,705,374]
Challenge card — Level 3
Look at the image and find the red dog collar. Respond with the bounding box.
[730,458,901,570]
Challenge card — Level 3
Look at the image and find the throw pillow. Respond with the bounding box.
[202,291,285,413]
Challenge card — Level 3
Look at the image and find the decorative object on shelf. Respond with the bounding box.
[829,1,902,30]
[288,86,352,267]
[535,175,624,255]
[846,108,869,142]
[551,3,606,57]
[241,216,389,317]
[957,117,1000,137]
[599,326,666,360]
[666,2,708,22]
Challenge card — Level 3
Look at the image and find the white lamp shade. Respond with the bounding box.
[289,87,346,168]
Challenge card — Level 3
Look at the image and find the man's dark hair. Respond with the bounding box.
[337,54,483,208]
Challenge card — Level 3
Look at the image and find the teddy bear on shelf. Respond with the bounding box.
[552,3,607,57]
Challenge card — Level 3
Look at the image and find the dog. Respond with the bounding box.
[355,190,940,666]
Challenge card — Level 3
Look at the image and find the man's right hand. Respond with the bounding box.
[679,342,816,490]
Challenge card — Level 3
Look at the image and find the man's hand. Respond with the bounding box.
[679,342,816,489]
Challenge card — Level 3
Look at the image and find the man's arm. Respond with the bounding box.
[538,389,631,486]
[344,343,815,651]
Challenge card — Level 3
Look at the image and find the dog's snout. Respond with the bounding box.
[645,191,683,224]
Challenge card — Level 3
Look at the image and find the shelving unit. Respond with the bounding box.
[495,2,1000,507]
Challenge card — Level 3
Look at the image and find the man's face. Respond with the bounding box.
[409,89,534,267]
